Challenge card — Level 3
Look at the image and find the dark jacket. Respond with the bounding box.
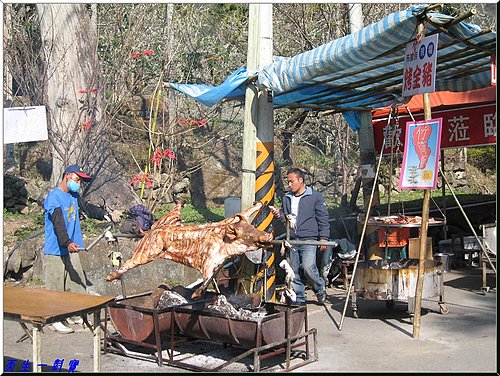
[281,186,330,241]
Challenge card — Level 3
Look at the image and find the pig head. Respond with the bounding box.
[106,202,273,298]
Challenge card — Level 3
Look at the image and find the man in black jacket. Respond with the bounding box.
[43,164,121,333]
[271,167,330,305]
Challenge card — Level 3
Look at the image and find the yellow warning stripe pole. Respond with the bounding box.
[255,141,276,302]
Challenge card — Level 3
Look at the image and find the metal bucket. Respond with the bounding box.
[173,303,305,348]
[434,253,453,273]
[107,294,176,342]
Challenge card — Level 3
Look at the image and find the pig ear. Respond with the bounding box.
[225,224,237,240]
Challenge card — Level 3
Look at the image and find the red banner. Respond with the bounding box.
[373,104,496,155]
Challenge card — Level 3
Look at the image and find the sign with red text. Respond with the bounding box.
[398,118,442,190]
[402,34,439,97]
[373,104,496,155]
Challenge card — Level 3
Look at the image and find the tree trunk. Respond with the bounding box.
[36,4,139,209]
[281,109,307,165]
[3,4,16,171]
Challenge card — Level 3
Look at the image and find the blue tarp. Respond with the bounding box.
[168,66,253,108]
[168,5,496,130]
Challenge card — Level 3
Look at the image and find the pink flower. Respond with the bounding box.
[164,148,176,160]
[80,119,94,131]
[150,148,176,166]
[130,173,152,188]
[178,117,207,128]
[79,88,99,94]
[131,50,155,59]
[150,148,164,167]
[201,56,222,63]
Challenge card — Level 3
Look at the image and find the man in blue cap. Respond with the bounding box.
[43,164,121,333]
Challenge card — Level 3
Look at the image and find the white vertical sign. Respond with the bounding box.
[402,34,439,97]
[3,106,48,144]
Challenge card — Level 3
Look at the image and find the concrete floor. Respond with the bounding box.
[2,267,496,373]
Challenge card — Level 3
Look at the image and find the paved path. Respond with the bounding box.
[2,269,496,373]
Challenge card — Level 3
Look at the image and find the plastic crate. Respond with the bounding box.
[378,227,410,247]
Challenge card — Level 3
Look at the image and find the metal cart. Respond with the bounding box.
[351,217,449,319]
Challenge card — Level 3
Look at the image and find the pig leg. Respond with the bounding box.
[191,261,227,299]
[106,231,164,281]
[151,199,185,230]
[105,257,155,281]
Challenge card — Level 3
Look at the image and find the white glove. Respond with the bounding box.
[105,209,122,223]
[284,287,297,302]
[285,214,297,230]
[279,259,295,285]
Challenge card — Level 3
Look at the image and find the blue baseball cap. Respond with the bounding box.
[63,164,92,181]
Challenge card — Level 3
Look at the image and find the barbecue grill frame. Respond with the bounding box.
[103,293,318,372]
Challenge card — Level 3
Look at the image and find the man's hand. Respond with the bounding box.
[269,205,281,219]
[319,239,328,252]
[68,242,80,253]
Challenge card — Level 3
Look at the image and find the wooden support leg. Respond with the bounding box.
[482,254,487,290]
[93,311,101,372]
[17,322,33,343]
[32,324,42,372]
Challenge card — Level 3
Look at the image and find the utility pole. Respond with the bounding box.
[241,5,274,211]
[240,4,276,302]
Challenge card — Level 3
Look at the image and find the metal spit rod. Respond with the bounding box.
[270,239,339,247]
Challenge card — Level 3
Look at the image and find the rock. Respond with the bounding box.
[26,180,50,204]
[4,234,43,279]
[3,175,28,213]
[173,177,190,194]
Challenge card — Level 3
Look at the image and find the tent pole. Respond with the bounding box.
[441,149,447,239]
[339,113,387,331]
[413,57,432,340]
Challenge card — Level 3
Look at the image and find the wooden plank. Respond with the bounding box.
[3,287,114,324]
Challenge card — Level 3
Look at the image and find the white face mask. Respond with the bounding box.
[67,179,81,192]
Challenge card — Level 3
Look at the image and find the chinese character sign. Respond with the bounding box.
[398,118,442,190]
[402,34,439,97]
[373,104,496,154]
